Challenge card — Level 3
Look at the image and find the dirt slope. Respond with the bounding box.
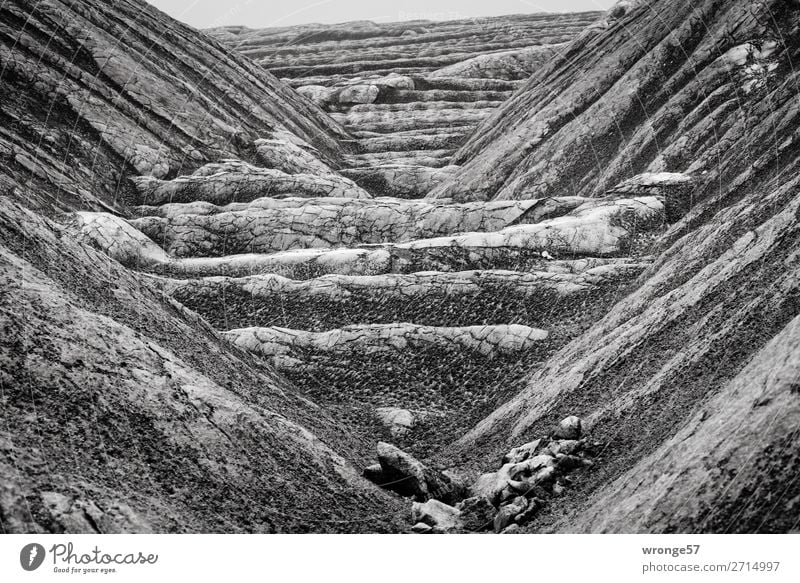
[0,0,348,215]
[0,0,406,534]
[430,0,800,203]
[446,0,800,533]
[0,196,404,533]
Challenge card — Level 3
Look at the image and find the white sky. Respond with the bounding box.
[145,0,615,29]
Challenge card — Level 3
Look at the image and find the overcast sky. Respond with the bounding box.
[145,0,614,29]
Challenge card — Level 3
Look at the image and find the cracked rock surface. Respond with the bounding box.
[131,160,370,207]
[129,196,588,257]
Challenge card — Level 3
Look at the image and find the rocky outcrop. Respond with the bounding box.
[101,196,662,280]
[225,324,549,365]
[69,212,170,269]
[159,262,647,331]
[131,161,370,207]
[210,14,600,78]
[429,43,569,80]
[393,414,597,533]
[461,416,595,532]
[129,196,587,257]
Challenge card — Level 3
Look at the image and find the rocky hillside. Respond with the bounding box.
[0,0,348,215]
[439,0,800,533]
[0,0,405,534]
[0,196,405,533]
[430,0,800,203]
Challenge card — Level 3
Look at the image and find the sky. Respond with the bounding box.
[145,0,615,29]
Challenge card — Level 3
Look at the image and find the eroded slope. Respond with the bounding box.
[0,0,349,214]
[430,0,800,204]
[0,196,404,533]
[446,0,800,533]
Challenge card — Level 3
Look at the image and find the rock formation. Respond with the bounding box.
[429,0,800,204]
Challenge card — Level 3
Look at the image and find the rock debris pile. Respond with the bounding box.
[364,416,594,533]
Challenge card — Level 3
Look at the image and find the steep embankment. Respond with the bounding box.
[0,0,406,534]
[0,0,348,215]
[430,0,800,204]
[446,0,800,533]
[0,196,405,533]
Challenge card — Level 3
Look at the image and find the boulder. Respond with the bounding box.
[553,416,582,440]
[411,522,433,533]
[412,500,462,531]
[376,407,416,438]
[376,442,430,500]
[375,442,465,504]
[494,502,524,533]
[502,439,542,464]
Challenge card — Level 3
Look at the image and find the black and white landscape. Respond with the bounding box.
[1,0,799,534]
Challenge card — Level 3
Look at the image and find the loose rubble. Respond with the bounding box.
[461,415,594,532]
[365,416,593,533]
